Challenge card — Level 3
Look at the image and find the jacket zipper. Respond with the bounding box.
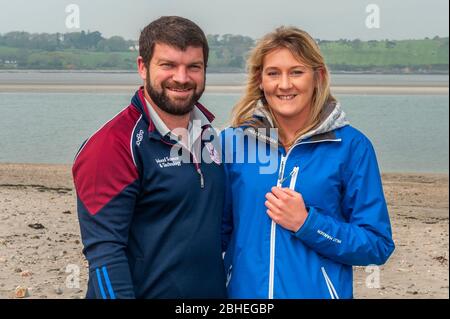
[268,155,286,299]
[321,266,340,299]
[160,137,205,189]
[226,265,232,288]
[268,138,340,299]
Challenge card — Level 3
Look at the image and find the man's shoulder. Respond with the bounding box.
[78,105,142,153]
[100,104,143,139]
[72,104,142,214]
[72,104,145,176]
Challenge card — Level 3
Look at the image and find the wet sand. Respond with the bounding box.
[0,163,448,299]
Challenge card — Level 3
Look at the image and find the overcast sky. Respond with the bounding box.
[0,0,448,40]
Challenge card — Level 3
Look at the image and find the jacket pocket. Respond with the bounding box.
[321,266,340,299]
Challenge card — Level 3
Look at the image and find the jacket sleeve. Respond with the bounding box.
[221,129,234,253]
[294,137,395,266]
[73,130,139,299]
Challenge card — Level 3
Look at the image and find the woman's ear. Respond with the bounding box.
[313,67,325,90]
[316,67,325,83]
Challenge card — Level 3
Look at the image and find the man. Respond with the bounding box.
[72,16,226,299]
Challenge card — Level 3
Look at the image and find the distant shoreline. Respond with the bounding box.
[0,83,448,95]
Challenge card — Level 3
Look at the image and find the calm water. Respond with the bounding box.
[0,70,448,87]
[0,91,448,173]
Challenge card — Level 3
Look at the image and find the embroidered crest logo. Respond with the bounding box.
[136,130,144,146]
[205,142,221,164]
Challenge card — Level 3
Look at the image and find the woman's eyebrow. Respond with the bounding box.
[263,65,308,70]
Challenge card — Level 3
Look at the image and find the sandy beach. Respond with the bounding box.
[0,163,448,299]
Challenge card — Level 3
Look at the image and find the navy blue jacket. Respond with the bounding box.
[73,87,227,299]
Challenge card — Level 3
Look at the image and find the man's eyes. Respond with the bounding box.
[159,64,202,70]
[189,65,202,70]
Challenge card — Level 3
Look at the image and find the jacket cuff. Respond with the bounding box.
[292,206,320,240]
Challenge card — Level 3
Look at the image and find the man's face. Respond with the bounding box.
[144,43,205,116]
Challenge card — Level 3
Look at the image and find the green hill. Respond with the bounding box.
[0,31,448,73]
[319,37,449,72]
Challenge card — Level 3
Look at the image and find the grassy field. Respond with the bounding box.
[0,37,448,72]
[0,47,137,70]
[320,38,448,70]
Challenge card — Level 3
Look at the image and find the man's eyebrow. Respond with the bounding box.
[154,58,204,64]
[188,61,204,67]
[155,58,176,64]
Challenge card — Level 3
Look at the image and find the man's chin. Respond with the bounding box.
[162,100,195,116]
[166,91,195,103]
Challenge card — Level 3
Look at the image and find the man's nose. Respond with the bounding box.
[172,66,189,84]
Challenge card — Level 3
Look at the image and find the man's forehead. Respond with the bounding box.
[152,43,204,63]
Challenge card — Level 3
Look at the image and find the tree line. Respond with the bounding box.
[0,31,448,73]
[0,31,134,52]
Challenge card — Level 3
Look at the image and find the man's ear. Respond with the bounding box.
[137,56,147,81]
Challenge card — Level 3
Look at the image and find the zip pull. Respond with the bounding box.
[277,166,300,188]
[289,166,299,190]
[279,168,295,186]
[277,155,287,187]
[197,168,205,188]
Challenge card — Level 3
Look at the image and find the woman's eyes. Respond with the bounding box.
[266,70,304,77]
[291,70,304,76]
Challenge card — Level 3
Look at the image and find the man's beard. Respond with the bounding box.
[146,70,205,116]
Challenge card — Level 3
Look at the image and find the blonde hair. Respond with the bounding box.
[231,26,336,148]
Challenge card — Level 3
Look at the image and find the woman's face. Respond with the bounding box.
[261,48,316,125]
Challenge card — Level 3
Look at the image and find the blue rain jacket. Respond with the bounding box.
[221,102,395,299]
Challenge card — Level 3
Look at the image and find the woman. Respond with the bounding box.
[221,27,395,299]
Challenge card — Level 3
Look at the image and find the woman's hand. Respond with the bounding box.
[265,187,308,232]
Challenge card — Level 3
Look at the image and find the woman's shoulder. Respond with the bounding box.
[336,125,372,144]
[334,125,377,155]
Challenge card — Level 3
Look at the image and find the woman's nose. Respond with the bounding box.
[278,74,293,90]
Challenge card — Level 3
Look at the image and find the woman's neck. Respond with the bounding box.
[275,112,310,152]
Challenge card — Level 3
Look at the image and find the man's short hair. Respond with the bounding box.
[139,16,209,68]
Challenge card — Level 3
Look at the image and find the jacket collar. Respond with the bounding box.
[246,100,349,147]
